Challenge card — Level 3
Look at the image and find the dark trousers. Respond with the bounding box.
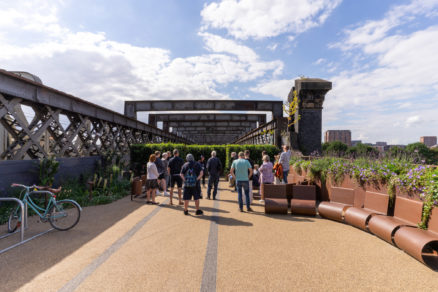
[196,180,202,197]
[207,175,220,199]
[236,181,250,210]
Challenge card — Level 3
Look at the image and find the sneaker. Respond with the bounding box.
[184,210,189,215]
[195,209,203,215]
[259,200,265,203]
[247,207,254,212]
[239,208,243,212]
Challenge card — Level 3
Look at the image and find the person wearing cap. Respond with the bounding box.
[180,153,204,215]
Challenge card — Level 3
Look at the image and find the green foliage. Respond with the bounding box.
[39,156,60,187]
[293,155,437,230]
[308,158,333,183]
[225,144,280,170]
[131,143,280,174]
[323,141,348,157]
[405,142,436,164]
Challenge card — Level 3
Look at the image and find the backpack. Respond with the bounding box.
[184,167,197,187]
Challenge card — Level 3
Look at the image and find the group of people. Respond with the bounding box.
[143,145,292,215]
[145,149,222,215]
[229,145,292,211]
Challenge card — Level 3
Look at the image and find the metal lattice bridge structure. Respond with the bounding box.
[0,68,332,160]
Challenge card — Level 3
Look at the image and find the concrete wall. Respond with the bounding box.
[0,156,100,197]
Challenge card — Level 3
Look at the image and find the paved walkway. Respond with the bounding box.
[0,180,437,291]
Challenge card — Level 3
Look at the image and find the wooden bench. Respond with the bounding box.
[368,196,423,245]
[318,187,355,221]
[264,184,288,214]
[291,185,316,216]
[394,207,438,270]
[344,191,389,230]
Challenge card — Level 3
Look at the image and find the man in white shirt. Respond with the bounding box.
[279,145,292,184]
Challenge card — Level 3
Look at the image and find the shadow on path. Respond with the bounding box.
[193,214,253,227]
[0,196,144,291]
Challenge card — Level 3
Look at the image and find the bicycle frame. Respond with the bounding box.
[23,190,57,221]
[14,185,57,222]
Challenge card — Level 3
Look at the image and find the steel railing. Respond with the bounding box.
[0,197,25,242]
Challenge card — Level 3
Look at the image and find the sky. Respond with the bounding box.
[0,0,437,145]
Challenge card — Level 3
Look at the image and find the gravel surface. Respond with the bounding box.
[0,180,436,291]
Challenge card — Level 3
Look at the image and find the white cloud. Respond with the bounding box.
[313,58,326,65]
[331,0,438,52]
[323,0,438,144]
[250,78,295,100]
[201,0,342,40]
[267,43,278,51]
[0,1,284,114]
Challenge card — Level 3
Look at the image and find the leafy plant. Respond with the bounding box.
[283,89,300,127]
[39,156,60,187]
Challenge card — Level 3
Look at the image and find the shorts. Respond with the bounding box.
[145,179,158,190]
[158,173,165,180]
[183,187,200,201]
[170,175,183,188]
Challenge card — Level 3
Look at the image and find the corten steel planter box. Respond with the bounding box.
[395,186,422,201]
[131,178,142,200]
[264,184,288,199]
[264,184,288,214]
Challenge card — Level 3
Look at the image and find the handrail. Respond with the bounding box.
[0,197,25,242]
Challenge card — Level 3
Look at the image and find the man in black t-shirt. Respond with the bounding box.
[180,153,203,216]
[168,149,184,205]
[206,150,222,200]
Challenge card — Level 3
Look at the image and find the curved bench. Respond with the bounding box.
[291,185,316,216]
[393,207,438,270]
[318,187,355,221]
[264,184,288,214]
[368,196,423,245]
[344,191,389,231]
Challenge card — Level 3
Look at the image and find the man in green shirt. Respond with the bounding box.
[230,152,253,212]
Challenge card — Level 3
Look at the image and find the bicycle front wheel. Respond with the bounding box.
[7,207,21,233]
[49,200,81,231]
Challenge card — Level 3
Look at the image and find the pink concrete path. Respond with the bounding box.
[0,180,437,291]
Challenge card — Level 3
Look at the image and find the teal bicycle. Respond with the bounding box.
[8,184,82,232]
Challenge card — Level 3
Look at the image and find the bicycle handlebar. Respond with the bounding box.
[11,183,38,189]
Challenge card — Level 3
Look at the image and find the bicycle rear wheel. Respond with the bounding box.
[7,207,21,233]
[49,200,81,231]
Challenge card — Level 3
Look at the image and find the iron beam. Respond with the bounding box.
[125,100,283,119]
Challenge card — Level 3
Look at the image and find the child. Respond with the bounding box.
[273,154,283,184]
[252,164,260,188]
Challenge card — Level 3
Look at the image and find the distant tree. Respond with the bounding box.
[389,146,406,158]
[346,143,378,158]
[405,142,435,164]
[323,141,348,157]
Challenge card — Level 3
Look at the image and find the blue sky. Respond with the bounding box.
[0,0,437,145]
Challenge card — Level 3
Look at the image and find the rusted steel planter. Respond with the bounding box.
[264,184,288,214]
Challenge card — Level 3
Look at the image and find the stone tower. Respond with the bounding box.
[288,78,332,155]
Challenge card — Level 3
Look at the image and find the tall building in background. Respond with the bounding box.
[420,136,437,147]
[324,130,352,146]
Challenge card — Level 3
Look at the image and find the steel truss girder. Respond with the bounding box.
[0,72,192,159]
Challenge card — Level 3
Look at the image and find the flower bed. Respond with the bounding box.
[290,157,438,229]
